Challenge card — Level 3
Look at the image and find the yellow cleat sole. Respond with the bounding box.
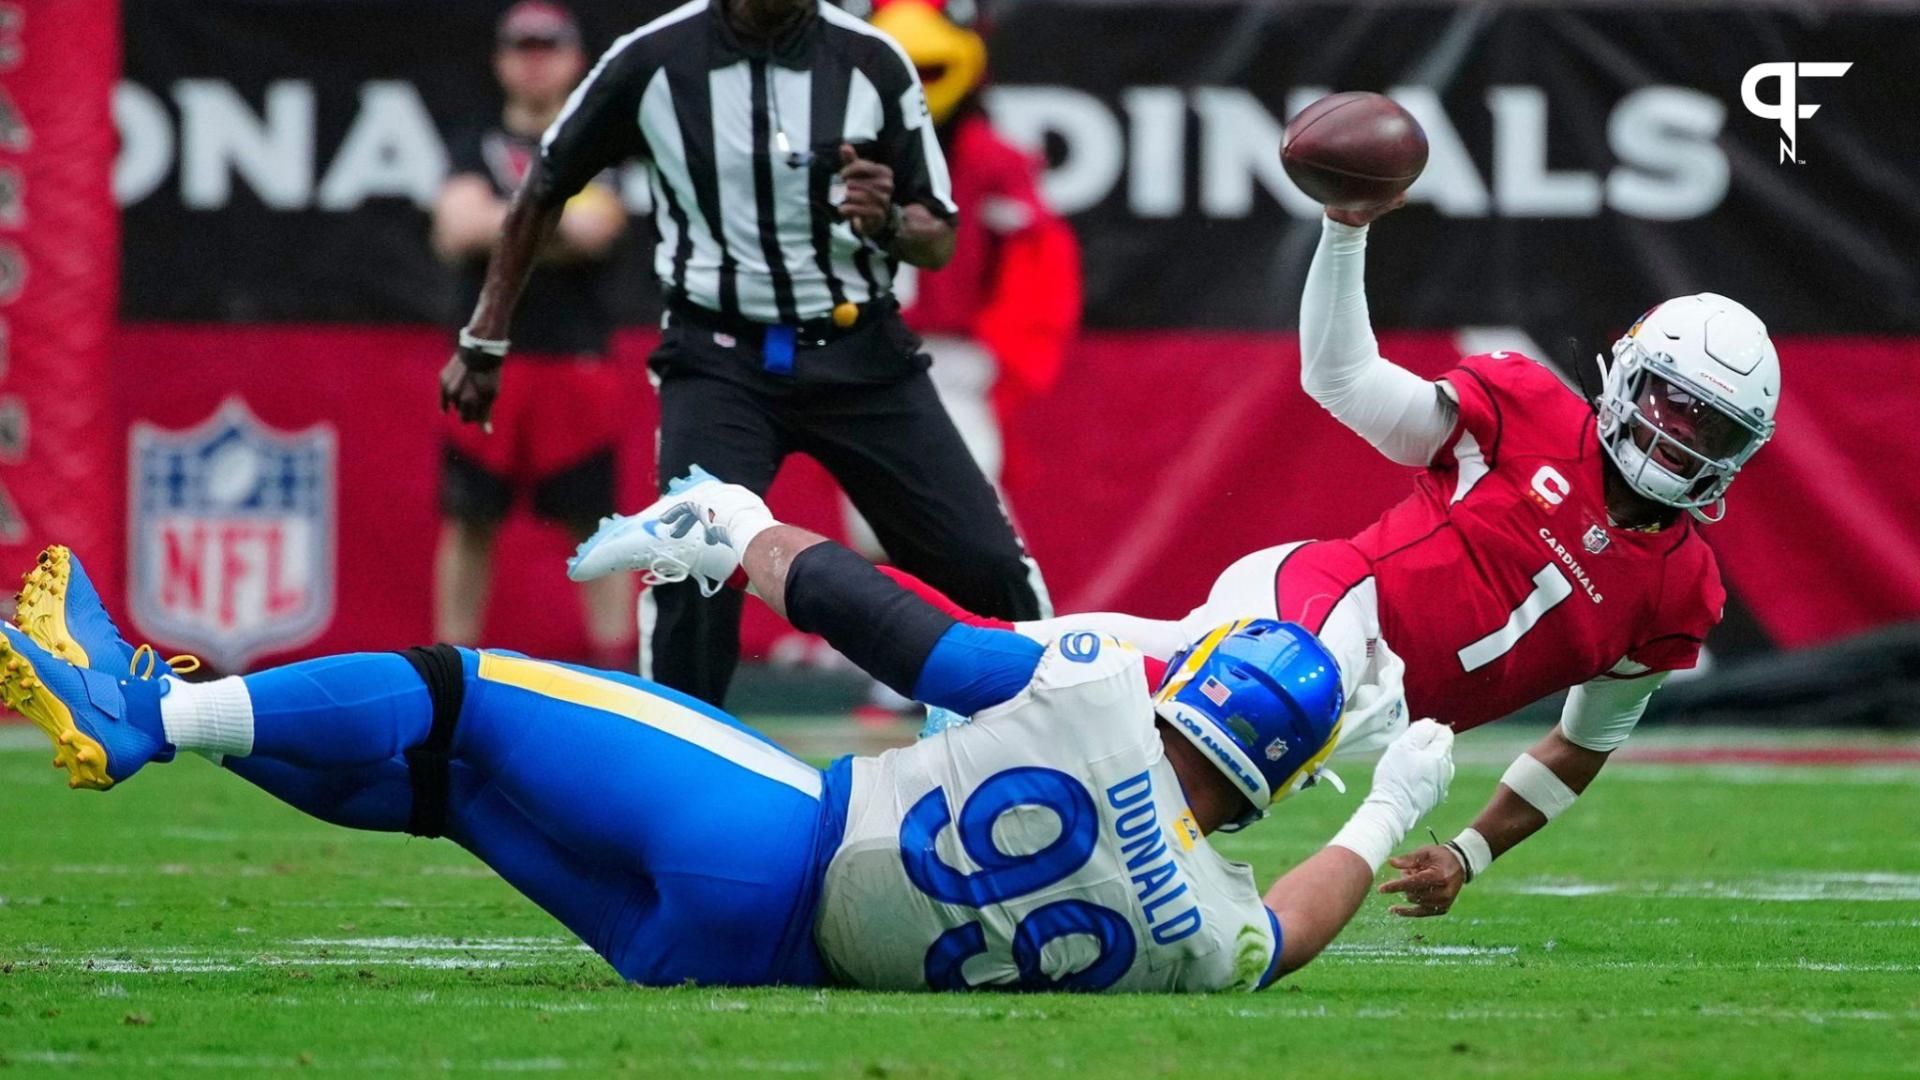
[15,545,91,667]
[0,633,112,790]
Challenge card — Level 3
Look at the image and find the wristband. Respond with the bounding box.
[458,328,511,369]
[867,203,905,251]
[1447,827,1492,883]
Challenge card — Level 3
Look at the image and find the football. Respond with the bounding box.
[1280,91,1429,211]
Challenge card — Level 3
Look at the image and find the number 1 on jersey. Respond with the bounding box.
[1457,563,1575,672]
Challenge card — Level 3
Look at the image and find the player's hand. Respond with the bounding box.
[1325,193,1407,228]
[837,144,895,236]
[1367,718,1455,824]
[439,351,502,431]
[1380,843,1466,918]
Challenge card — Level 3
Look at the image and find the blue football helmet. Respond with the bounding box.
[1154,619,1345,831]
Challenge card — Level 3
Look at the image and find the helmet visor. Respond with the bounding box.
[1631,374,1755,475]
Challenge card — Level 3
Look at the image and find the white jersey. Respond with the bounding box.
[813,633,1282,993]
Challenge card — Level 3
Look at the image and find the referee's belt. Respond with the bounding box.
[667,296,896,357]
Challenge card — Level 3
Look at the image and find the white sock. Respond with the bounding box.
[158,675,256,758]
[700,483,779,553]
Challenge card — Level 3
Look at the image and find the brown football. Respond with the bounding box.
[1281,92,1429,211]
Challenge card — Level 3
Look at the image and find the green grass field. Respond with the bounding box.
[1,725,1915,1077]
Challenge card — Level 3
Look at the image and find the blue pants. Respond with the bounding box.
[221,649,843,986]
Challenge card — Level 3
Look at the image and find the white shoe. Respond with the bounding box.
[568,467,741,594]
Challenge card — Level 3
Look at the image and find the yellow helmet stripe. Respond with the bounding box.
[1152,619,1251,704]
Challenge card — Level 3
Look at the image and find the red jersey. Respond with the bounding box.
[900,113,1052,334]
[897,112,1080,410]
[1347,352,1724,731]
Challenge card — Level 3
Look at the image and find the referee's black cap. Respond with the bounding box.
[497,1,582,48]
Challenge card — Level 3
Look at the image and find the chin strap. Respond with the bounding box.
[1687,498,1727,524]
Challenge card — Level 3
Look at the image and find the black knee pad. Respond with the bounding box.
[397,644,466,838]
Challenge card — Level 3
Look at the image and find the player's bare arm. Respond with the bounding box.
[1269,719,1454,973]
[1383,669,1665,914]
[439,158,568,426]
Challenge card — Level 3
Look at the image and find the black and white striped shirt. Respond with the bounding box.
[540,0,957,325]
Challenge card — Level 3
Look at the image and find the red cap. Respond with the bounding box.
[497,1,581,47]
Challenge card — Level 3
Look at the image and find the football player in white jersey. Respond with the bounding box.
[4,485,1449,990]
[567,470,1452,989]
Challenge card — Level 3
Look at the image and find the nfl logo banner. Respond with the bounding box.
[129,399,338,671]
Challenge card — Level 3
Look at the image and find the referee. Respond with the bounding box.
[441,0,1048,705]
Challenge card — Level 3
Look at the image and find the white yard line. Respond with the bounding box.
[1497,872,1920,902]
[11,936,597,975]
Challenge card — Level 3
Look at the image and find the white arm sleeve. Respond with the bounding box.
[1557,671,1669,752]
[1299,217,1458,467]
[1013,613,1190,661]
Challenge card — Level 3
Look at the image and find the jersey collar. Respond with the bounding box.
[708,0,821,69]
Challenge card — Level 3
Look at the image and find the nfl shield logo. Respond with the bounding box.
[129,399,337,670]
[1583,524,1611,554]
[1265,737,1289,761]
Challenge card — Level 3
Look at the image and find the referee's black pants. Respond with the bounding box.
[643,310,1047,706]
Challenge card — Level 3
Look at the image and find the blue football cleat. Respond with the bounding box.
[0,623,169,789]
[15,545,200,680]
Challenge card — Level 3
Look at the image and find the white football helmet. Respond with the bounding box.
[1597,293,1781,523]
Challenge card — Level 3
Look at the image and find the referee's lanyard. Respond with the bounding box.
[761,76,809,377]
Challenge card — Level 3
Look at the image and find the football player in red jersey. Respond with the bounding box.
[571,194,1780,918]
[995,196,1781,917]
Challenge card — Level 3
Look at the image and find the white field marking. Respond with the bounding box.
[1505,882,1618,897]
[30,936,599,975]
[1323,942,1518,964]
[0,1049,829,1073]
[0,1051,594,1071]
[0,896,506,911]
[68,955,583,973]
[1498,872,1920,903]
[1586,958,1920,974]
[289,936,587,951]
[1216,1003,1920,1025]
[14,862,498,880]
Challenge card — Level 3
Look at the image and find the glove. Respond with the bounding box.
[1328,719,1455,872]
[1366,718,1456,831]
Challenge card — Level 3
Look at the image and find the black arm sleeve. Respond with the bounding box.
[784,543,958,698]
[538,36,653,203]
[861,40,958,223]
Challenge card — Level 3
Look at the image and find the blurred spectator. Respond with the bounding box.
[430,1,633,667]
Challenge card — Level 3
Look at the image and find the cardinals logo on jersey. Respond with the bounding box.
[483,133,537,191]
